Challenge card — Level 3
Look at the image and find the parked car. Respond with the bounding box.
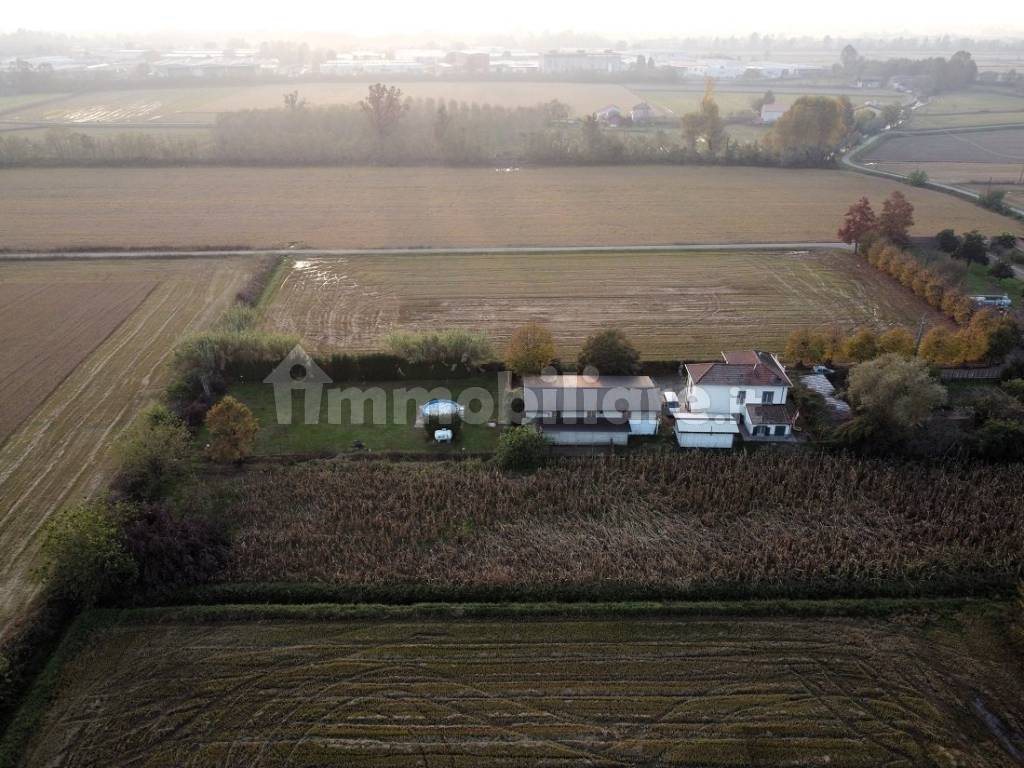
[812,365,835,375]
[661,391,682,418]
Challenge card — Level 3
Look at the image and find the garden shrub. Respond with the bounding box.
[384,329,494,367]
[124,504,230,598]
[111,404,192,501]
[971,419,1024,462]
[38,499,137,607]
[495,426,548,471]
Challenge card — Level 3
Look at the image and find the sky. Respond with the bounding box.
[2,0,1022,40]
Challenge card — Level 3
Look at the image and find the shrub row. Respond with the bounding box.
[864,238,975,324]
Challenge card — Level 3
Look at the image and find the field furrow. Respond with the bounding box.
[21,612,1024,767]
[0,257,255,635]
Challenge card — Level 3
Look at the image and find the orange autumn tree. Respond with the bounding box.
[877,191,915,247]
[837,196,877,253]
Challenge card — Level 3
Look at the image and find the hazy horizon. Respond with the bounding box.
[2,0,1024,44]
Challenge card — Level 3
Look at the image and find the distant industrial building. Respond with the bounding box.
[540,51,625,75]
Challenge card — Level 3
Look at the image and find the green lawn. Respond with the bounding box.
[221,377,504,455]
[964,262,1024,303]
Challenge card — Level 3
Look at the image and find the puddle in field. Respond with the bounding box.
[291,258,354,288]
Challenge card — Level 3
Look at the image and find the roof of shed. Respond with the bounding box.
[744,403,795,426]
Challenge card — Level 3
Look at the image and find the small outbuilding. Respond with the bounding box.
[673,413,739,448]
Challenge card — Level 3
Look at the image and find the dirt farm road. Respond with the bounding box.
[0,242,854,261]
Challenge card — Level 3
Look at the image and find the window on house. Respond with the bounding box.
[774,425,787,436]
[736,390,746,404]
[761,391,774,404]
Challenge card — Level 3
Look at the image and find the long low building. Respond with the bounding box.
[522,374,660,446]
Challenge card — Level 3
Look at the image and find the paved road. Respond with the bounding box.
[0,242,853,261]
[841,130,1024,219]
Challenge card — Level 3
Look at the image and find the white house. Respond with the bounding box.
[682,350,796,443]
[522,374,661,446]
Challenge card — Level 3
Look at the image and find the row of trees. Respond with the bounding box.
[0,84,861,169]
[506,324,640,376]
[784,326,917,366]
[839,45,978,95]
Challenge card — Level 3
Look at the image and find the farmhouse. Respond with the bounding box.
[522,374,660,446]
[681,350,796,445]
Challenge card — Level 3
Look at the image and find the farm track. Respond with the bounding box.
[21,612,1024,767]
[0,258,255,636]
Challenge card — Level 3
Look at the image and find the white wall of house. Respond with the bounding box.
[741,414,792,437]
[677,432,734,448]
[628,417,660,436]
[542,429,629,446]
[686,382,788,415]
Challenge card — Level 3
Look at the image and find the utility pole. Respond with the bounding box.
[913,314,928,356]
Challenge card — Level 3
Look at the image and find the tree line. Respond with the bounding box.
[0,84,859,168]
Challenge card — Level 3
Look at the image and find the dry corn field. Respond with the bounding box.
[222,454,1024,596]
[262,250,947,358]
[21,608,1024,767]
[0,256,257,637]
[0,167,1019,251]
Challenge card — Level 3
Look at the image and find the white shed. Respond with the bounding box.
[674,414,738,449]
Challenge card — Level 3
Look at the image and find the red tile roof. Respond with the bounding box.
[685,351,792,388]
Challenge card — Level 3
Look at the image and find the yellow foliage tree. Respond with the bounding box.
[205,395,259,463]
[919,326,963,365]
[841,328,879,362]
[878,327,916,357]
[506,323,557,376]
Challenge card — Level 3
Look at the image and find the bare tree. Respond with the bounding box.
[283,90,306,111]
[359,83,408,138]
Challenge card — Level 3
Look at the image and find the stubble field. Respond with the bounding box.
[0,256,256,635]
[862,127,1024,164]
[19,606,1024,767]
[0,81,641,125]
[0,166,1019,252]
[0,280,155,442]
[263,249,947,358]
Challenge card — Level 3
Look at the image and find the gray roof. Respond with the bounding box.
[523,375,660,415]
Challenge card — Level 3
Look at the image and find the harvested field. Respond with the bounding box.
[868,161,1024,185]
[219,455,1024,596]
[0,257,256,635]
[0,280,154,442]
[263,250,947,358]
[19,605,1024,767]
[863,127,1024,164]
[906,89,1024,130]
[0,82,640,125]
[0,166,1019,251]
[639,86,902,117]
